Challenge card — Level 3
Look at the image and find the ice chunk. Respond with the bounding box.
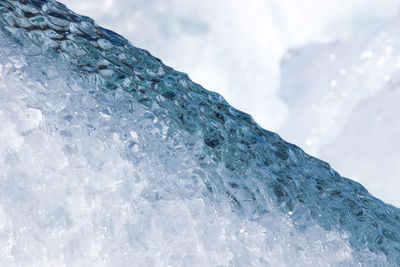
[0,0,398,265]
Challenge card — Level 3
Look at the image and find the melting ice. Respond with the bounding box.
[0,0,399,266]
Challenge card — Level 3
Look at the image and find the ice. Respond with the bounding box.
[60,0,400,207]
[0,0,399,266]
[59,0,400,131]
[279,15,400,207]
[0,35,378,267]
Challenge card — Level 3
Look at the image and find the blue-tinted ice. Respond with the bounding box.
[0,0,399,265]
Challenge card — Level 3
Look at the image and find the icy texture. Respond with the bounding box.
[61,0,400,130]
[0,0,399,265]
[60,0,400,208]
[279,16,400,207]
[0,24,381,267]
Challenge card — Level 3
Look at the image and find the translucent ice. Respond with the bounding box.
[0,0,399,266]
[60,0,400,130]
[61,0,400,208]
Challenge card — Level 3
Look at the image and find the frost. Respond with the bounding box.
[0,0,398,266]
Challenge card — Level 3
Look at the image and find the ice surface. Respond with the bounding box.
[60,0,400,208]
[279,16,400,207]
[0,0,399,266]
[59,0,400,130]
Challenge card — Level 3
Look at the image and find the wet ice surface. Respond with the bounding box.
[61,0,400,211]
[61,0,400,130]
[0,33,384,267]
[0,0,399,266]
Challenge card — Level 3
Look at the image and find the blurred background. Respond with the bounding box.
[61,0,400,207]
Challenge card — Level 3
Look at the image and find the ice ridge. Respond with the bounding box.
[0,0,400,264]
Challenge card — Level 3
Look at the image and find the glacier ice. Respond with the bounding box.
[0,0,399,265]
